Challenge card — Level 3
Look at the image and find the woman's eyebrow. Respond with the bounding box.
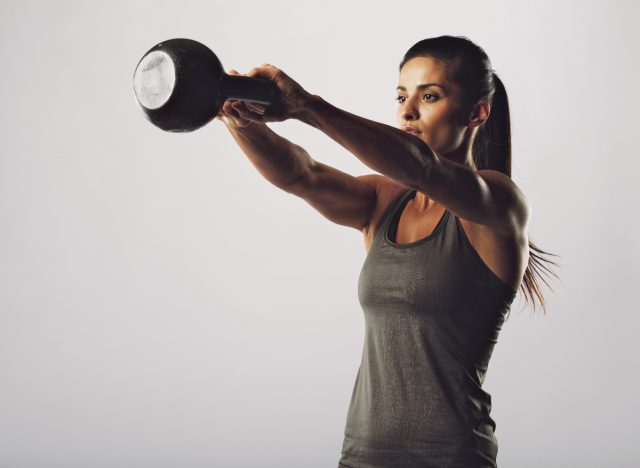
[396,83,447,92]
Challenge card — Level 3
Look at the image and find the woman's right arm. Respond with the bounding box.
[218,97,380,233]
[223,115,311,191]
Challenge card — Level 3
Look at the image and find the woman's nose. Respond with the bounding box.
[401,99,419,120]
[402,109,418,121]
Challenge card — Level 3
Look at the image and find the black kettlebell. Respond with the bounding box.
[133,38,280,132]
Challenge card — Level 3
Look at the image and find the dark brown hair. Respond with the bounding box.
[400,35,560,315]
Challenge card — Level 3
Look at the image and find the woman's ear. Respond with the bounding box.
[467,100,490,128]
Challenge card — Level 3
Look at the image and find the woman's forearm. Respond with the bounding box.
[225,123,314,191]
[296,95,438,189]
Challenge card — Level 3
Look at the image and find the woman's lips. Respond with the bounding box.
[402,126,421,134]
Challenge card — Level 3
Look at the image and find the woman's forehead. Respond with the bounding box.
[399,57,449,84]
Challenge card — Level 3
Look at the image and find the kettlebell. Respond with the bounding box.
[133,38,280,132]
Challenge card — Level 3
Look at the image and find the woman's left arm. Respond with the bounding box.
[297,95,530,237]
[243,64,530,237]
[243,64,434,190]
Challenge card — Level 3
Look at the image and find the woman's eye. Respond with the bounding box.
[395,94,437,104]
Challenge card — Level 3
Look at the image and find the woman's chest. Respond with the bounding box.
[366,212,524,292]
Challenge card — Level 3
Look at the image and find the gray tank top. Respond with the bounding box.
[338,188,517,468]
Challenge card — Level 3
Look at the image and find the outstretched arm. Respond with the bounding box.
[244,64,530,237]
[295,95,530,235]
[215,70,379,234]
[243,64,435,191]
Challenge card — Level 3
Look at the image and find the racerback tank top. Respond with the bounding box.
[338,188,517,468]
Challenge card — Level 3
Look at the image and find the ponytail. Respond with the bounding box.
[473,73,511,176]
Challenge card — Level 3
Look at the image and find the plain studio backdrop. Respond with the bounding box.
[1,0,637,467]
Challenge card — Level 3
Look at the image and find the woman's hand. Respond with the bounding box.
[216,65,313,127]
[237,64,313,124]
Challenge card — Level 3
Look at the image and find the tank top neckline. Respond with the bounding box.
[384,188,450,249]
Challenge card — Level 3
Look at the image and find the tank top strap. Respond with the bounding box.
[369,187,415,247]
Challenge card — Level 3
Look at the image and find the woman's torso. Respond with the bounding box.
[340,181,522,467]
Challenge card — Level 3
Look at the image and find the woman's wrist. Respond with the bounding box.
[223,118,253,132]
[292,94,324,126]
[223,118,271,141]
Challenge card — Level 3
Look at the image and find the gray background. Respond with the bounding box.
[1,0,637,466]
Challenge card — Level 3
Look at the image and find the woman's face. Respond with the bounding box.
[396,56,470,156]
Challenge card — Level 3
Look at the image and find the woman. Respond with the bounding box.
[217,35,558,468]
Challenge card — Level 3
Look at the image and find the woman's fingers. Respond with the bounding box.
[231,100,266,115]
[245,101,266,114]
[217,95,267,127]
[231,101,264,122]
[217,100,251,128]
